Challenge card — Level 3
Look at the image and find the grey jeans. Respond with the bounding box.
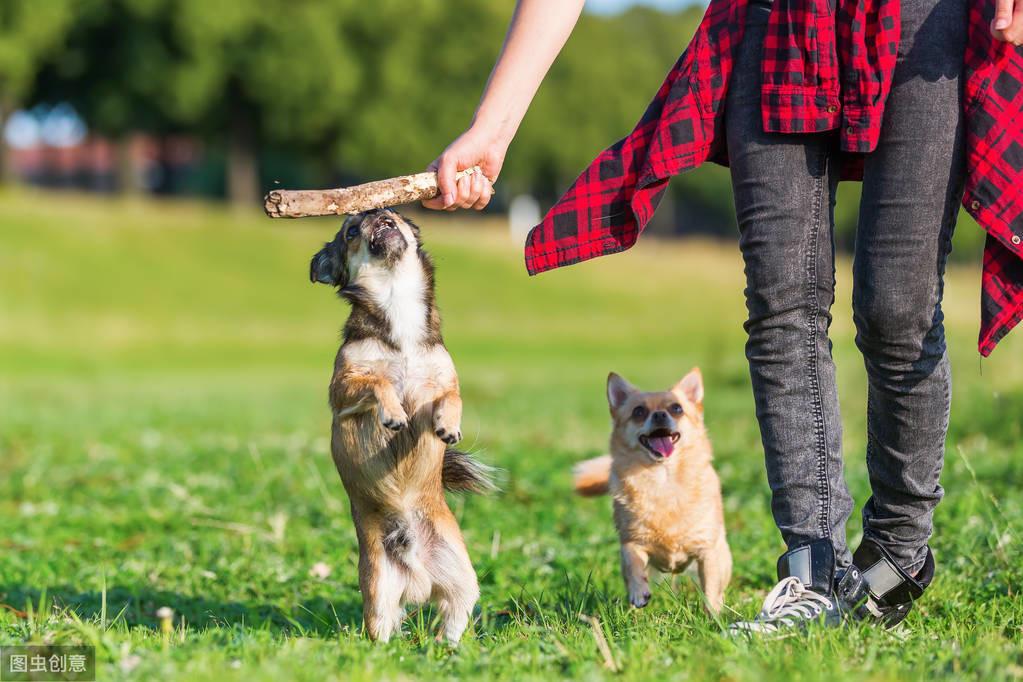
[726,0,966,573]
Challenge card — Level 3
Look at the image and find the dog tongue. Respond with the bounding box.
[648,436,675,457]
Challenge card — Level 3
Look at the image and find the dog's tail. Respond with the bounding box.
[573,455,612,497]
[442,449,498,494]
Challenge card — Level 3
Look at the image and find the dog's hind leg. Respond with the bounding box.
[697,533,732,615]
[358,532,407,642]
[427,515,479,644]
[433,556,478,644]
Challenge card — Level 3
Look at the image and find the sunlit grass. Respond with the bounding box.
[1,188,1021,680]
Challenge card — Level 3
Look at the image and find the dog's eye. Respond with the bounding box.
[346,224,360,241]
[669,403,683,416]
[631,405,648,420]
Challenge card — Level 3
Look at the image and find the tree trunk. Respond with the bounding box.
[115,134,143,195]
[0,100,15,186]
[226,111,259,207]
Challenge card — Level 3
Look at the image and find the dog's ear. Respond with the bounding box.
[673,367,704,406]
[310,246,344,286]
[607,372,637,410]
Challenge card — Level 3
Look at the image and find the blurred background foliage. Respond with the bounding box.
[0,0,988,258]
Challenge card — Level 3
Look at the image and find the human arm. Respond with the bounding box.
[423,0,586,211]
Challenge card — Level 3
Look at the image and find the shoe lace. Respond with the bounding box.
[730,576,834,634]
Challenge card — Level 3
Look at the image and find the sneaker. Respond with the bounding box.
[729,538,867,636]
[852,538,934,628]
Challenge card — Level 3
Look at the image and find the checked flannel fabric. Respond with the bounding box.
[524,0,1023,356]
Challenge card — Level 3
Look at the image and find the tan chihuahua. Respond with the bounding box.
[310,209,493,644]
[574,369,731,613]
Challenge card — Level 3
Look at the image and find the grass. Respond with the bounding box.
[1,187,1021,681]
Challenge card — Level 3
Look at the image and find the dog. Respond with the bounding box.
[573,369,731,613]
[310,209,493,644]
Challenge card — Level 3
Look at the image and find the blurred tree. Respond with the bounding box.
[331,2,705,200]
[0,0,75,183]
[512,5,704,198]
[331,0,509,181]
[167,0,362,204]
[31,0,362,203]
[31,0,184,193]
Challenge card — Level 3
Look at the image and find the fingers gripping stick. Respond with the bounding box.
[264,167,485,218]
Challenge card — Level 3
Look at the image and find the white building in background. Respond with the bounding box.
[509,194,542,243]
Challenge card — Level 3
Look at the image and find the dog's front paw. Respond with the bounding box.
[378,404,408,432]
[629,590,652,609]
[433,411,462,444]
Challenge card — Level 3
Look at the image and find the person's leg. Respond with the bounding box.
[727,1,854,568]
[725,1,874,635]
[852,0,967,577]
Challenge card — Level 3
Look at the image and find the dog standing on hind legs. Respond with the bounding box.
[574,369,732,614]
[310,209,494,643]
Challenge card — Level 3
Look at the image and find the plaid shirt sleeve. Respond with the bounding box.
[979,237,1023,355]
[963,0,1023,356]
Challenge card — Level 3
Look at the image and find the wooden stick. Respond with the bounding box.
[579,614,619,672]
[264,167,482,218]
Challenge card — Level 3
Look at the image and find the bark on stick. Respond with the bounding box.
[264,167,482,218]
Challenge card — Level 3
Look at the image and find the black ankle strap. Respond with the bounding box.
[853,538,933,607]
[777,538,836,594]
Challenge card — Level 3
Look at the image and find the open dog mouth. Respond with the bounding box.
[368,223,404,256]
[373,221,398,235]
[371,223,400,241]
[638,428,680,459]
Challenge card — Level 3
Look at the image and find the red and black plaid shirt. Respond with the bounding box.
[524,0,1023,356]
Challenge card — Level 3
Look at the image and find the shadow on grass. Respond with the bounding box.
[3,578,646,643]
[0,584,364,637]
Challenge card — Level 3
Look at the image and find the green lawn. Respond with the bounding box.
[1,188,1021,681]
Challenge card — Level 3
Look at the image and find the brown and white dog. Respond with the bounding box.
[310,209,493,643]
[573,369,731,613]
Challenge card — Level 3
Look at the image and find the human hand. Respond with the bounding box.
[422,127,506,211]
[992,0,1023,45]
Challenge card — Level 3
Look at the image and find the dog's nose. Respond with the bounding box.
[365,210,393,226]
[651,410,671,424]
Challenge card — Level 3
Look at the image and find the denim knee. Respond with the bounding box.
[852,289,944,369]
